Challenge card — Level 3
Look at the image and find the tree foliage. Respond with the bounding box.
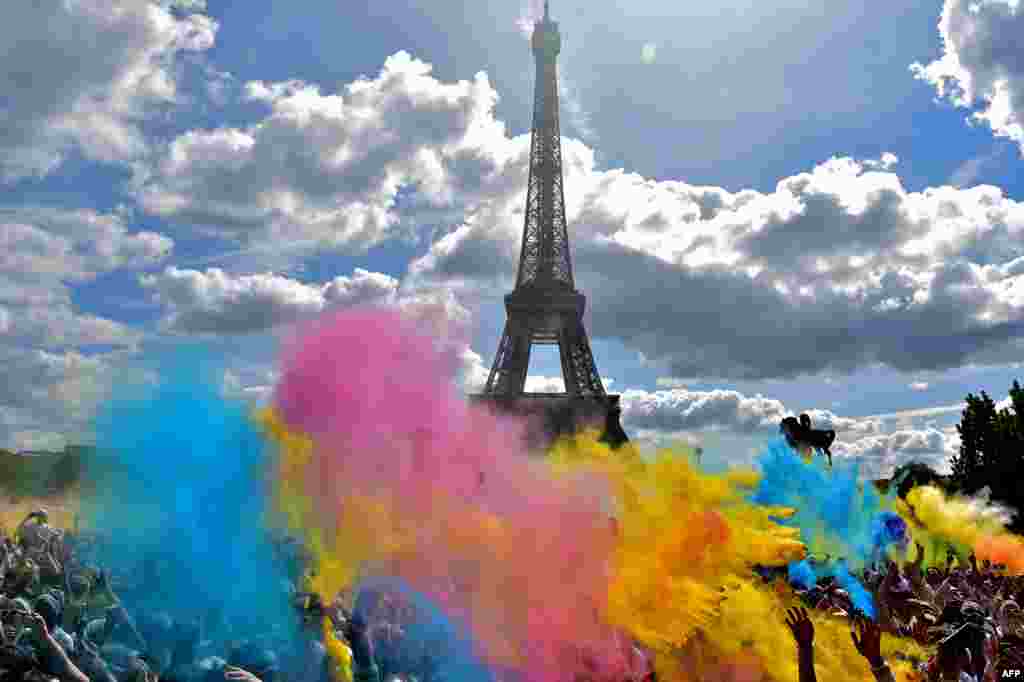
[950,380,1024,533]
[890,460,948,499]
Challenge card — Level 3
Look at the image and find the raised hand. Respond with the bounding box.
[785,606,814,650]
[851,617,884,668]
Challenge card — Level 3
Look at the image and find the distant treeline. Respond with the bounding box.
[0,445,91,498]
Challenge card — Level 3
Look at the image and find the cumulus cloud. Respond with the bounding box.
[456,347,492,393]
[144,50,1024,381]
[0,207,172,348]
[911,0,1024,150]
[135,51,513,249]
[139,264,477,341]
[621,388,788,433]
[835,427,952,479]
[0,1,217,181]
[410,142,1024,380]
[0,347,140,452]
[140,267,399,334]
[616,387,956,477]
[0,208,172,280]
[138,50,1024,381]
[0,208,174,450]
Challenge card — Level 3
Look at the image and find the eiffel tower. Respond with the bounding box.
[470,0,627,450]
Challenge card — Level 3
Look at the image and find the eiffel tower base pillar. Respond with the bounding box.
[468,394,628,453]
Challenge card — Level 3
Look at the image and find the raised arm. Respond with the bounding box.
[851,617,895,682]
[785,607,817,682]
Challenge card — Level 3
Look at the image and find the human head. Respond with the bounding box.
[933,622,986,680]
[68,571,91,599]
[33,593,60,632]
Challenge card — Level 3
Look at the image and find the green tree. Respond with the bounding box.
[951,391,997,494]
[890,461,947,498]
[950,381,1024,534]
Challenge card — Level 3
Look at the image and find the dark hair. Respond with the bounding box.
[33,594,61,631]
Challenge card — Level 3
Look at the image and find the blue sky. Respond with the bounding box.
[3,0,1024,477]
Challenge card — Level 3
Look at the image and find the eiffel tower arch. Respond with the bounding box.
[469,1,628,451]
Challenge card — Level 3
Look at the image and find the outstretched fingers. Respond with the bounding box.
[850,617,864,652]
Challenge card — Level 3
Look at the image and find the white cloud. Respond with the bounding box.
[863,152,899,170]
[0,347,139,452]
[456,347,491,393]
[137,50,1024,381]
[140,264,478,343]
[616,387,956,478]
[834,428,952,479]
[0,208,174,450]
[911,0,1024,150]
[525,375,566,393]
[0,1,217,180]
[909,381,930,391]
[410,143,1024,380]
[621,388,788,433]
[135,51,512,249]
[0,208,172,279]
[140,267,399,334]
[0,208,172,349]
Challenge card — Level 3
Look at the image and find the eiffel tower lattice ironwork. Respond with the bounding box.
[474,1,627,448]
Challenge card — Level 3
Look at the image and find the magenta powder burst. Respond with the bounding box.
[272,307,633,682]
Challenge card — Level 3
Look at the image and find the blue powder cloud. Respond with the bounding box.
[354,577,497,682]
[754,438,907,620]
[80,348,297,646]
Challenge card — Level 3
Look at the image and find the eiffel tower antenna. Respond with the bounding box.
[472,1,627,449]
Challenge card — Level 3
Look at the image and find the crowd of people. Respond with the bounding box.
[0,505,1022,682]
[781,546,1024,680]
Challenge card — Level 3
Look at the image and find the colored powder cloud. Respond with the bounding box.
[902,486,1024,573]
[785,559,874,618]
[269,308,632,682]
[81,348,298,645]
[657,576,925,682]
[260,308,937,682]
[751,438,912,619]
[753,439,903,566]
[545,431,807,664]
[787,559,817,590]
[352,577,496,682]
